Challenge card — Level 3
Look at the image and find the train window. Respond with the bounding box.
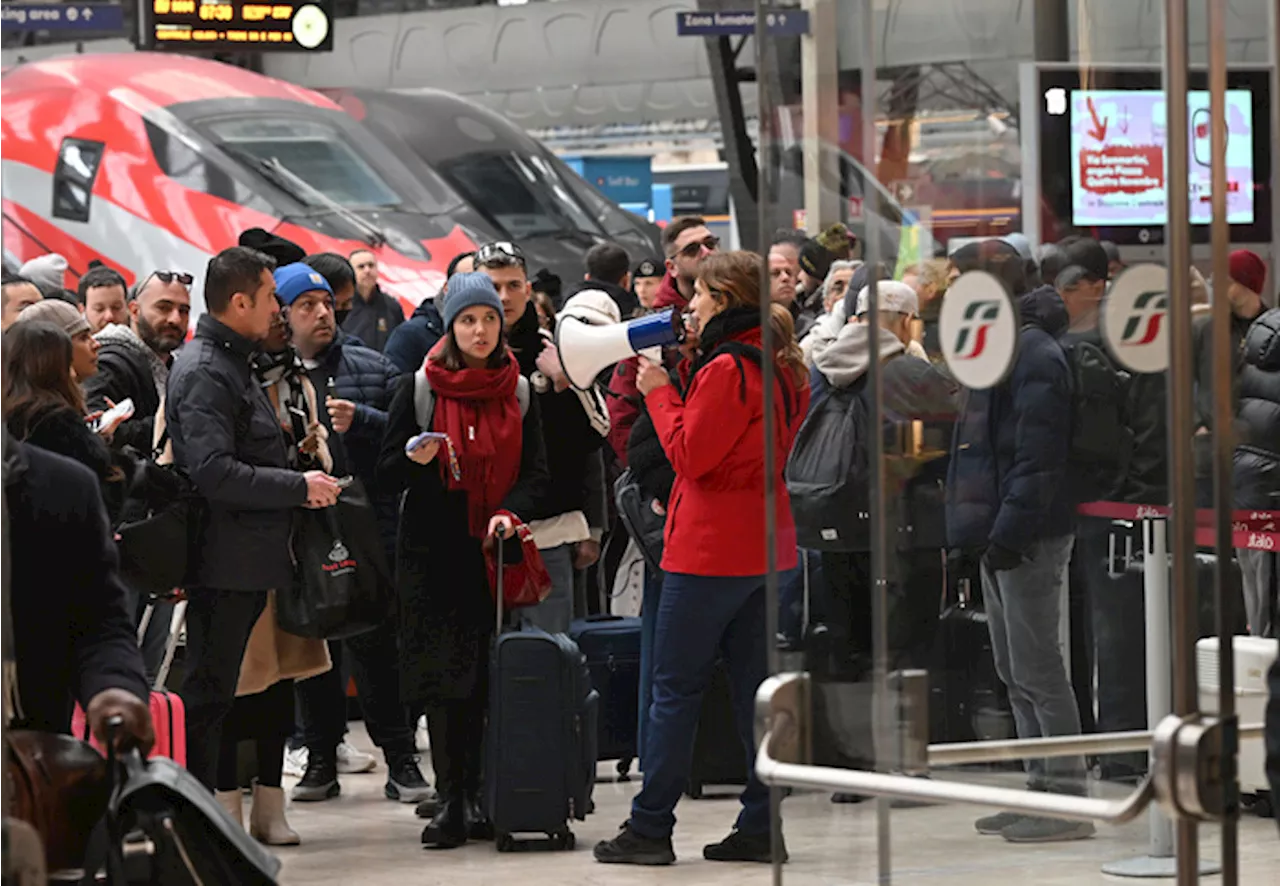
[208,117,400,209]
[438,151,601,240]
[52,138,104,223]
[145,121,266,211]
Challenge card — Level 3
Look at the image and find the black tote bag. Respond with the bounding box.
[276,479,392,640]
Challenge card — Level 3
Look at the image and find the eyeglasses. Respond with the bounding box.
[475,241,526,269]
[673,235,720,260]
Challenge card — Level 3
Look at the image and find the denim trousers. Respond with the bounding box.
[980,535,1087,793]
[629,572,771,839]
[636,566,664,767]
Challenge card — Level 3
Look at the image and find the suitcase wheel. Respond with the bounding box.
[549,830,575,851]
[616,758,632,782]
[688,780,703,800]
[496,833,515,853]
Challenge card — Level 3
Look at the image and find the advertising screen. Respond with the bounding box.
[1070,89,1255,227]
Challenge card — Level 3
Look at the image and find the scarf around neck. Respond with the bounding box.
[422,342,524,537]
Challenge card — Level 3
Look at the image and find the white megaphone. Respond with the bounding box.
[555,309,684,390]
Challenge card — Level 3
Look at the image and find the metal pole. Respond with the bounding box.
[860,1,891,882]
[752,4,783,882]
[1161,0,1199,881]
[1206,2,1239,881]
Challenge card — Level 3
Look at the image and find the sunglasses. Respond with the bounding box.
[131,270,193,301]
[475,241,526,269]
[673,235,720,260]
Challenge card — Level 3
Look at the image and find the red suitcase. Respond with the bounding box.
[71,691,187,765]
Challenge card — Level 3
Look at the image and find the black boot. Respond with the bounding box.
[291,747,339,802]
[463,792,493,841]
[420,794,468,849]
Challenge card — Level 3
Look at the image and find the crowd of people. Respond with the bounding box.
[2,214,1279,874]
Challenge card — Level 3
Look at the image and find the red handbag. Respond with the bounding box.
[484,512,553,611]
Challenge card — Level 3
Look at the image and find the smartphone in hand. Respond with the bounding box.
[90,397,135,433]
[405,431,449,455]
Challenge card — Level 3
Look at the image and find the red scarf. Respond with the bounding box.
[422,343,524,538]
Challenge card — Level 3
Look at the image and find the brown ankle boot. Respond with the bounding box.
[248,782,300,846]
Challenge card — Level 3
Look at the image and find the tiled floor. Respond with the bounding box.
[270,725,1279,885]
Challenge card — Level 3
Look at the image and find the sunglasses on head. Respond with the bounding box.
[475,241,526,269]
[674,235,720,260]
[131,270,193,301]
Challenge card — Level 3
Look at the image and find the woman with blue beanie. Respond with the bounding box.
[379,272,548,848]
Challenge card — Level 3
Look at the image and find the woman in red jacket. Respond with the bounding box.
[594,251,809,866]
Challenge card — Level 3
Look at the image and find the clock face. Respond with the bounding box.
[292,4,330,50]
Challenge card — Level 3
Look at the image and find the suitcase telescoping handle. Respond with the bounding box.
[494,529,505,636]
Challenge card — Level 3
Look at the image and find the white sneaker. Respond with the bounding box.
[283,746,308,779]
[336,741,377,774]
[415,716,430,752]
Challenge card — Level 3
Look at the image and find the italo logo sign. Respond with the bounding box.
[940,271,1017,390]
[1102,264,1170,374]
[952,300,1003,360]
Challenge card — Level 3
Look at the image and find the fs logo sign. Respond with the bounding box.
[940,271,1016,390]
[1102,264,1170,374]
[952,300,1003,360]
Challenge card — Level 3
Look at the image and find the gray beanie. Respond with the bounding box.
[442,271,503,329]
[19,253,68,294]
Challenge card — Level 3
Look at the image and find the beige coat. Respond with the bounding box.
[236,591,331,697]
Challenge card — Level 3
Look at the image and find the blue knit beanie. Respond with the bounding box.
[442,271,503,329]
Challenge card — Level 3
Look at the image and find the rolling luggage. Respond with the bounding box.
[929,578,1014,745]
[686,658,748,798]
[486,533,598,852]
[569,614,640,780]
[72,598,188,766]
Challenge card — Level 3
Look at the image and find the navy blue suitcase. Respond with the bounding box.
[569,615,641,780]
[486,537,598,852]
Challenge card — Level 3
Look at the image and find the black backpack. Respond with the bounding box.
[1065,338,1133,494]
[785,377,874,552]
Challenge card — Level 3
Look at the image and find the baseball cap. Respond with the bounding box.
[273,262,334,306]
[633,258,662,279]
[854,280,919,317]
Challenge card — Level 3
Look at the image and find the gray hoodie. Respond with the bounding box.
[811,318,960,422]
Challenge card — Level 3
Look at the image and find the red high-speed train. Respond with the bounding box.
[2,53,487,316]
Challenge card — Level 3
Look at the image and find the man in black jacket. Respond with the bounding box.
[273,262,430,806]
[561,241,640,319]
[166,246,343,790]
[343,249,404,353]
[84,269,192,457]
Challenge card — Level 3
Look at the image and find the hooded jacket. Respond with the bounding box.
[1234,307,1280,510]
[383,296,444,374]
[83,323,169,454]
[946,285,1074,554]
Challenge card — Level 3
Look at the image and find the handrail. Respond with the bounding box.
[756,712,1155,825]
[927,722,1267,767]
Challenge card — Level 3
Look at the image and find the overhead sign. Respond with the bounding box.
[0,3,124,32]
[141,0,334,52]
[1101,263,1170,374]
[675,9,810,37]
[940,270,1018,390]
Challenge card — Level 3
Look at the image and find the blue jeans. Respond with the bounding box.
[637,566,664,767]
[519,543,574,634]
[630,572,771,839]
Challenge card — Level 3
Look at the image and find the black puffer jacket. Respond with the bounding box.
[165,315,307,591]
[82,326,164,455]
[1233,308,1280,511]
[383,297,444,374]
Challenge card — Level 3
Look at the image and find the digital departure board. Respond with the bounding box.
[142,0,334,52]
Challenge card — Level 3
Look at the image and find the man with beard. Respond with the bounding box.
[85,269,193,455]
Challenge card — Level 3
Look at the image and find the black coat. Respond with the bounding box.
[1234,308,1280,511]
[509,302,604,521]
[342,285,404,354]
[4,436,149,735]
[82,330,164,455]
[378,370,549,705]
[6,403,126,521]
[165,315,307,591]
[947,286,1074,554]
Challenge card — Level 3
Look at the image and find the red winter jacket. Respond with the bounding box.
[646,326,809,577]
[606,272,689,463]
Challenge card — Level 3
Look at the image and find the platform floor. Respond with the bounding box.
[272,725,1279,885]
